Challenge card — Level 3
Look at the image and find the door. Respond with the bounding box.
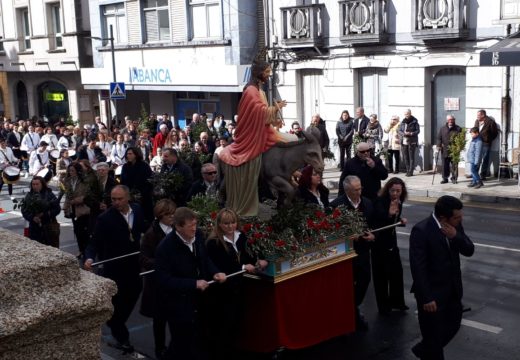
[432,68,466,145]
[300,70,323,128]
[359,68,388,122]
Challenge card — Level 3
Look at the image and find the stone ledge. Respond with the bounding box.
[0,229,117,359]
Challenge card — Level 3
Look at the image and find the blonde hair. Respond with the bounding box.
[207,208,239,252]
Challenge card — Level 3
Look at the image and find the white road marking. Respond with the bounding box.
[461,319,503,334]
[472,243,520,253]
[398,231,520,253]
[413,311,502,335]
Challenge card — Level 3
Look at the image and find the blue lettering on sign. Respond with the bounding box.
[129,67,172,84]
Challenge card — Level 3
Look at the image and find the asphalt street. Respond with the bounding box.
[1,184,519,360]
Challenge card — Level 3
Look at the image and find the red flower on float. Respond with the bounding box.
[243,223,253,232]
[314,210,326,219]
[210,211,217,220]
[332,208,341,219]
[275,240,286,247]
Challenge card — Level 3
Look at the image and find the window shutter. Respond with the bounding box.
[145,10,159,42]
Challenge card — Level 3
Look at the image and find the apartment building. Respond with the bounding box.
[81,0,264,127]
[0,0,94,123]
[268,0,520,171]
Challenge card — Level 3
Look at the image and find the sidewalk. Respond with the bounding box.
[323,166,520,206]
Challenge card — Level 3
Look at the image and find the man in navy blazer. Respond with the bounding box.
[409,196,474,359]
[155,207,226,359]
[84,185,146,353]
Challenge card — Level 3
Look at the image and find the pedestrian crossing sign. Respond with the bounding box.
[110,82,126,100]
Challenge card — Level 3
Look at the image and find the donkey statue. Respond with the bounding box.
[261,126,324,205]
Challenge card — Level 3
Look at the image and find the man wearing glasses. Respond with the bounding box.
[337,142,388,201]
[187,163,219,201]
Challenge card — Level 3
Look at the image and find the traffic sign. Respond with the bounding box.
[110,82,126,100]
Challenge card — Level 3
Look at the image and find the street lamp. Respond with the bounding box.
[86,25,117,130]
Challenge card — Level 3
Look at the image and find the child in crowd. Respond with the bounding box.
[467,127,483,189]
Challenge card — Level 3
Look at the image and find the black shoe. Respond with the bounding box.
[114,340,134,354]
[356,317,369,331]
[393,171,399,174]
[467,182,475,188]
[480,176,487,181]
[411,343,424,358]
[451,178,457,184]
[393,305,409,311]
[355,310,369,331]
[155,347,167,360]
[474,182,484,189]
[440,179,448,184]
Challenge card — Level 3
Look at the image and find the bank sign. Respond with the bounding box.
[129,67,173,85]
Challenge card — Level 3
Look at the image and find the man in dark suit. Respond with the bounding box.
[337,142,388,201]
[353,107,370,137]
[154,207,226,359]
[331,175,375,331]
[161,148,193,206]
[77,135,107,165]
[409,196,474,359]
[84,185,146,353]
[187,163,219,202]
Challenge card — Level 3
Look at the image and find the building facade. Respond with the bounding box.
[81,0,264,127]
[268,0,520,172]
[0,0,94,123]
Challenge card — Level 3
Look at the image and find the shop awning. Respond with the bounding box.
[480,31,520,66]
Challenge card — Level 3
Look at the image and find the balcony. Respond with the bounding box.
[280,4,325,49]
[339,0,387,45]
[412,0,468,41]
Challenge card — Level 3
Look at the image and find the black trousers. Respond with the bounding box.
[442,157,458,181]
[166,319,209,360]
[0,181,13,195]
[371,247,406,313]
[401,144,417,175]
[387,149,400,172]
[339,143,352,170]
[72,215,90,254]
[107,278,142,344]
[415,296,463,360]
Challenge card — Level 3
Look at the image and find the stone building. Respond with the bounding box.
[268,0,520,172]
[0,0,94,123]
[81,0,265,128]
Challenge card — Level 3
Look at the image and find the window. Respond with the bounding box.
[143,0,170,43]
[103,3,128,45]
[18,8,31,50]
[48,3,63,49]
[501,0,520,20]
[189,0,221,39]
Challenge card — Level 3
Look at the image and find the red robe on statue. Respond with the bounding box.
[219,85,291,166]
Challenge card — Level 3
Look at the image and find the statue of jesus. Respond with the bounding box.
[219,60,297,216]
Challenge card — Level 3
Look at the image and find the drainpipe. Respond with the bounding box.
[265,0,274,105]
[501,24,512,162]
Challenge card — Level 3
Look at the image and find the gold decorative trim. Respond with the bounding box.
[244,251,357,284]
[274,251,357,283]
